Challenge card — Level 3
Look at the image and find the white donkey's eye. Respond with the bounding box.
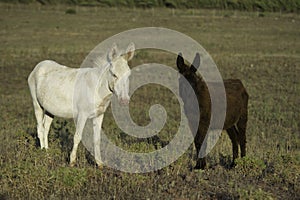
[113,73,118,79]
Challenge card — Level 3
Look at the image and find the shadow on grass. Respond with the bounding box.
[218,154,235,169]
[0,193,9,200]
[27,119,96,166]
[193,154,234,170]
[216,192,239,200]
[52,119,97,166]
[119,132,169,149]
[27,126,40,148]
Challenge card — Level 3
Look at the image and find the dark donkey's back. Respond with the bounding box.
[177,53,248,169]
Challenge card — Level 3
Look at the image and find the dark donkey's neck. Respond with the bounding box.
[193,75,211,114]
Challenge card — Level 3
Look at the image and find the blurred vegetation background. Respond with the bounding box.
[1,0,299,12]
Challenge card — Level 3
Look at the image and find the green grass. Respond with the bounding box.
[0,4,299,199]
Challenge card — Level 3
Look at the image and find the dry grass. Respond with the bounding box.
[0,4,299,199]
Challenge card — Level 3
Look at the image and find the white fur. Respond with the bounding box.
[28,43,135,167]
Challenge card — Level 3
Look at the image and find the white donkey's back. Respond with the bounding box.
[28,60,79,118]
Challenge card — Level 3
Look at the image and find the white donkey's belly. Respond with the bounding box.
[34,60,79,118]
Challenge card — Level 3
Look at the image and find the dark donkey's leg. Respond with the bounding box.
[227,126,239,167]
[237,111,247,157]
[194,125,208,169]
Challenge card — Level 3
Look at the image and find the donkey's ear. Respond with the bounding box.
[176,53,185,71]
[191,53,200,71]
[124,42,135,61]
[108,43,119,62]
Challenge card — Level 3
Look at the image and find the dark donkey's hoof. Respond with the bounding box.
[229,161,237,169]
[194,159,207,170]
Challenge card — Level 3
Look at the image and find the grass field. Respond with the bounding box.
[0,4,299,199]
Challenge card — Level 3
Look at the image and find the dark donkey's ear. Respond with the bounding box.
[190,53,200,73]
[176,53,185,72]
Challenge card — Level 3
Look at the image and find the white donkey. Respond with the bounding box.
[28,43,135,167]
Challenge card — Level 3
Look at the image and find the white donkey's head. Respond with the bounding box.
[107,43,135,105]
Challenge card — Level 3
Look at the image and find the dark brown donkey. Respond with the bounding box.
[177,53,249,169]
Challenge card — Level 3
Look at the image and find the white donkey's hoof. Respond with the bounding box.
[69,162,76,167]
[97,163,104,169]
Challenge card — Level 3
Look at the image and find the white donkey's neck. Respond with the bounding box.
[89,63,114,118]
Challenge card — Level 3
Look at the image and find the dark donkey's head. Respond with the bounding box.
[176,53,205,93]
[176,53,205,94]
[176,53,206,133]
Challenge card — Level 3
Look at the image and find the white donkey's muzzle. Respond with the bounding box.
[119,97,130,105]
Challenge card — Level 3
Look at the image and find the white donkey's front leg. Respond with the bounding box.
[70,114,87,167]
[93,114,104,169]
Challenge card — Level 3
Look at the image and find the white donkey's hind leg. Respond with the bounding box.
[28,77,46,149]
[43,113,53,149]
[70,115,86,167]
[34,103,45,149]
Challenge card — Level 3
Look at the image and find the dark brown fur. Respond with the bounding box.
[177,53,249,169]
